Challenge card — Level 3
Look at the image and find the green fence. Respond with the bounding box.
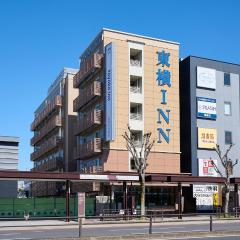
[0,197,95,218]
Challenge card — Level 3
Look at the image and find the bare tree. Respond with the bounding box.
[211,144,238,214]
[122,125,154,217]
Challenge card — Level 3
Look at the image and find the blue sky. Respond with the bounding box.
[0,0,240,170]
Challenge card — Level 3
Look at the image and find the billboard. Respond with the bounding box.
[193,185,218,211]
[198,128,217,149]
[197,97,216,120]
[105,43,116,141]
[198,158,218,177]
[197,67,216,90]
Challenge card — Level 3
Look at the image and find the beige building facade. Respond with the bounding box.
[74,29,180,176]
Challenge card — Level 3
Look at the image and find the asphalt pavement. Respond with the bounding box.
[0,220,240,239]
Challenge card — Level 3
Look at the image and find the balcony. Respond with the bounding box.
[31,116,62,146]
[74,138,102,159]
[31,95,62,131]
[32,157,64,172]
[130,113,142,121]
[75,109,102,135]
[73,81,102,112]
[73,53,103,88]
[130,86,142,94]
[31,136,62,161]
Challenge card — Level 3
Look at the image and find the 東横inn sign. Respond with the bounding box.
[156,50,171,144]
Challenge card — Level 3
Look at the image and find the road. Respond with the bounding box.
[0,221,240,239]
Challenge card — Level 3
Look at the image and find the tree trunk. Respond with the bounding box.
[224,187,230,214]
[140,179,145,217]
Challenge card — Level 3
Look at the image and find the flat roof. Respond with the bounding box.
[80,28,179,58]
[182,55,240,67]
[0,136,20,143]
[102,28,180,45]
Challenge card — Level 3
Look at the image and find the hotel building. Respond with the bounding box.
[73,29,181,204]
[0,136,19,197]
[30,68,78,196]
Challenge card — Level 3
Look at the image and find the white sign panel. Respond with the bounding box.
[197,67,216,90]
[197,97,216,120]
[198,159,218,177]
[193,185,218,211]
[194,193,214,211]
[193,185,218,194]
[105,42,116,141]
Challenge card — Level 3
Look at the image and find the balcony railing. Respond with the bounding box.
[74,138,102,159]
[130,86,142,94]
[31,116,62,146]
[31,157,64,172]
[73,53,103,88]
[133,140,142,148]
[75,109,102,135]
[73,81,102,112]
[30,136,62,161]
[31,95,62,131]
[130,113,142,120]
[130,59,141,67]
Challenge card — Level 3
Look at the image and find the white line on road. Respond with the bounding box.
[0,233,19,236]
[109,226,185,232]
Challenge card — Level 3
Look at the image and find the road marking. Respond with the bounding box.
[109,226,185,232]
[0,233,20,236]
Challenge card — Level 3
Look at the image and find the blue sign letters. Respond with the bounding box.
[156,50,172,144]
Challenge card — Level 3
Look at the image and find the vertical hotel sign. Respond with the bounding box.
[156,50,172,143]
[105,43,116,141]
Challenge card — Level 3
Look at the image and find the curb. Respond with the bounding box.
[30,230,240,240]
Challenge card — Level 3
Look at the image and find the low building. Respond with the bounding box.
[0,136,19,197]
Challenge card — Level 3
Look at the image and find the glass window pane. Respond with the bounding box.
[224,102,231,115]
[224,73,231,86]
[225,131,232,144]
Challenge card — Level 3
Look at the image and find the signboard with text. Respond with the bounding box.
[198,158,218,177]
[198,128,217,149]
[105,42,116,141]
[197,97,216,120]
[197,66,216,90]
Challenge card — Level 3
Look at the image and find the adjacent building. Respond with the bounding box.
[73,28,181,206]
[0,136,19,197]
[180,56,240,210]
[30,68,78,196]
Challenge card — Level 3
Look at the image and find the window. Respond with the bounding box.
[130,158,136,170]
[130,75,142,93]
[130,103,142,120]
[224,73,231,86]
[225,131,232,144]
[224,102,231,116]
[130,48,142,67]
